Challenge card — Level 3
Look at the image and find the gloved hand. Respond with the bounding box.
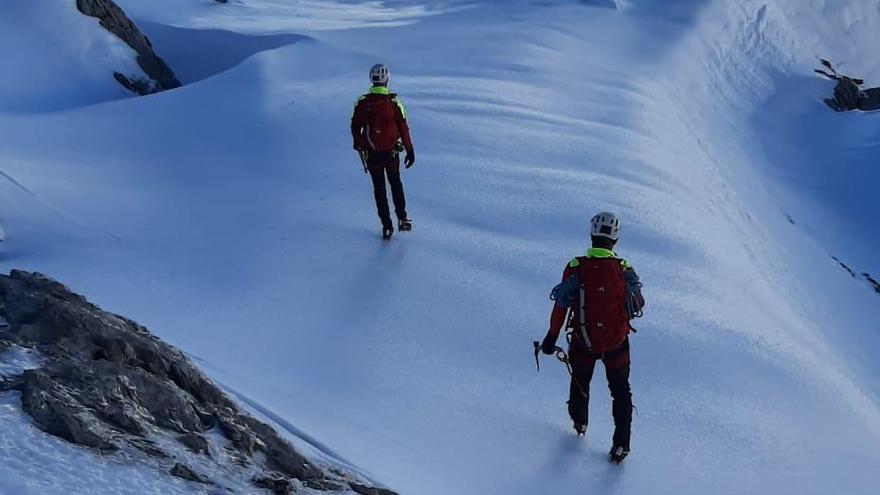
[541,333,557,355]
[404,150,415,168]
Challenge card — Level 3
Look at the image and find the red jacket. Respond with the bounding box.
[351,86,414,153]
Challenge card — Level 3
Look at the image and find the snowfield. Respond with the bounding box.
[1,0,879,494]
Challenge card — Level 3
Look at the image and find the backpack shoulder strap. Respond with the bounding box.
[570,257,592,350]
[389,93,408,120]
[568,256,588,269]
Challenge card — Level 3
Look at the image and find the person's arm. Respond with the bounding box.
[391,95,414,153]
[542,263,578,353]
[351,97,367,150]
[621,263,645,319]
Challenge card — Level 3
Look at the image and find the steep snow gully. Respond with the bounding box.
[1,1,879,494]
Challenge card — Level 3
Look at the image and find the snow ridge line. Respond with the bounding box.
[219,381,384,487]
[0,168,32,195]
[0,164,122,242]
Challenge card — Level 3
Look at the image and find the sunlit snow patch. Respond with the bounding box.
[117,0,466,33]
[0,345,41,377]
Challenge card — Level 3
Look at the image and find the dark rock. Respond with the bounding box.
[75,0,181,94]
[0,270,399,495]
[832,256,856,278]
[863,88,880,111]
[240,414,316,479]
[351,484,401,495]
[305,479,348,491]
[129,437,169,459]
[253,475,291,495]
[179,432,210,455]
[113,72,154,96]
[823,76,880,112]
[18,369,117,451]
[170,463,209,484]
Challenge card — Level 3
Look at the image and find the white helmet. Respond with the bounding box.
[590,211,620,241]
[370,63,390,85]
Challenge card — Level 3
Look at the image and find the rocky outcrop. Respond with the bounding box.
[831,256,880,297]
[816,60,880,112]
[75,0,181,94]
[0,270,397,495]
[824,77,880,112]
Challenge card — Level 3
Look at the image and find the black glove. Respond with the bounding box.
[541,334,557,355]
[404,150,415,168]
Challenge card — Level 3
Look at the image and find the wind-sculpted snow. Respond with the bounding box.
[136,22,310,84]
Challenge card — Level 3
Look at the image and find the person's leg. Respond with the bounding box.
[603,340,633,450]
[368,165,393,229]
[386,161,408,221]
[567,347,598,432]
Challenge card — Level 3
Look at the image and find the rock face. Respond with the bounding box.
[75,0,181,94]
[0,270,397,495]
[823,76,880,112]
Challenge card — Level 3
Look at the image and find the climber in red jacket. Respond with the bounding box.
[351,63,416,240]
[540,212,645,464]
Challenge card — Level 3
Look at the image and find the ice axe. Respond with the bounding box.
[533,341,541,371]
[358,150,369,174]
[532,339,588,399]
[532,341,565,372]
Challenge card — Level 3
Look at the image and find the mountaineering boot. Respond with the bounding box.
[398,218,412,232]
[574,423,586,437]
[608,445,629,464]
[382,226,393,240]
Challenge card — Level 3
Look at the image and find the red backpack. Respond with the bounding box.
[570,257,631,353]
[359,93,403,152]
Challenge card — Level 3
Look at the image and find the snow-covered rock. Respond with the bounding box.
[0,270,397,495]
[75,0,180,95]
[0,0,178,112]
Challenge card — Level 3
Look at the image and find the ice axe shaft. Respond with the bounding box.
[533,341,567,372]
[533,341,541,371]
[358,150,368,174]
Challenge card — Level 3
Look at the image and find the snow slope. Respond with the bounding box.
[2,0,879,494]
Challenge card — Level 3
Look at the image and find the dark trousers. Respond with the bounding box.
[367,152,407,229]
[567,338,632,449]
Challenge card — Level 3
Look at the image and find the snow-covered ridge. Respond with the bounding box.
[647,0,880,428]
[0,0,878,494]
